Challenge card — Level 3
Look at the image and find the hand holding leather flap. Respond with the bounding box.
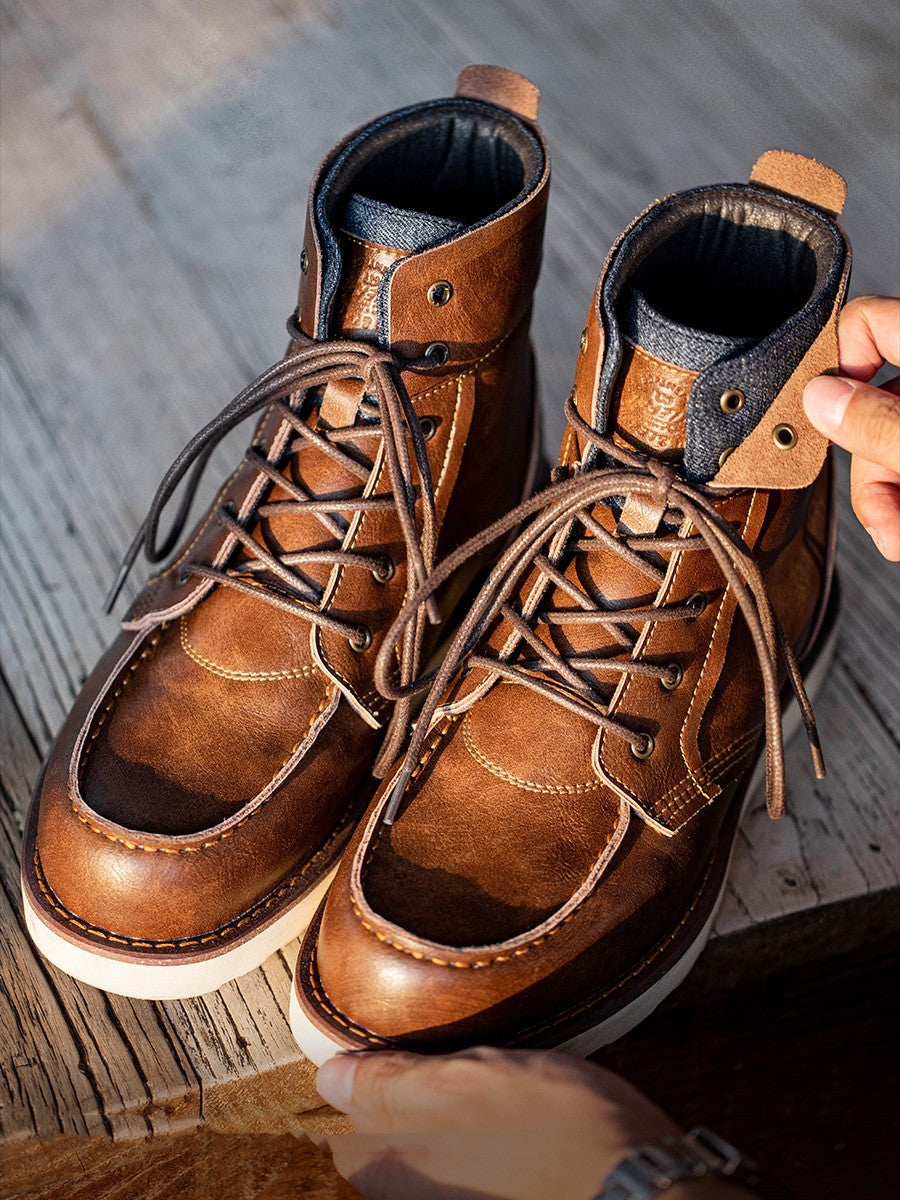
[455,64,540,121]
[750,149,847,217]
[709,298,842,490]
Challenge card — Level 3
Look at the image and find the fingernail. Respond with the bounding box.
[865,526,887,557]
[802,375,855,433]
[317,1055,359,1111]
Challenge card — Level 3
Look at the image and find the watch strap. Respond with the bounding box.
[597,1125,764,1199]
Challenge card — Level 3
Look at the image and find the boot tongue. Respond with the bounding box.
[608,284,755,463]
[333,193,465,340]
[318,194,466,430]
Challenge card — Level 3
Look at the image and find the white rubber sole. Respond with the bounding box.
[290,616,838,1064]
[23,865,337,1000]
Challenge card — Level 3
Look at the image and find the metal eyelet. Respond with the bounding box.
[772,423,797,450]
[372,557,395,584]
[177,566,192,586]
[419,416,437,441]
[425,341,449,365]
[686,592,707,617]
[427,280,453,306]
[300,247,309,275]
[719,388,745,414]
[718,446,734,469]
[579,328,588,355]
[630,734,655,760]
[660,664,683,690]
[349,626,372,653]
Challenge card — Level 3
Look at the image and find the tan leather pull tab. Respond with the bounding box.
[750,150,847,216]
[455,65,540,121]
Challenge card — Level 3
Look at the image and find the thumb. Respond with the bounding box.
[803,374,900,473]
[316,1051,424,1118]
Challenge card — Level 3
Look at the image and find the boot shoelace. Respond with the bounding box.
[376,392,825,825]
[105,310,443,766]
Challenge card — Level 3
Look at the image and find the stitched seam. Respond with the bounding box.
[601,497,756,816]
[658,732,758,819]
[361,715,457,873]
[303,853,714,1051]
[305,940,390,1047]
[178,614,317,682]
[678,496,757,796]
[33,796,357,949]
[407,325,514,403]
[434,377,465,496]
[461,711,600,795]
[140,462,246,598]
[78,630,165,779]
[658,726,758,805]
[316,452,388,709]
[70,686,333,853]
[509,857,716,1042]
[353,790,617,969]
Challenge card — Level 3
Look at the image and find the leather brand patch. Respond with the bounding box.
[611,342,696,458]
[337,236,407,334]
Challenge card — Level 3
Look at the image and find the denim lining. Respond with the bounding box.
[621,285,754,372]
[342,192,465,253]
[311,97,545,345]
[592,183,847,482]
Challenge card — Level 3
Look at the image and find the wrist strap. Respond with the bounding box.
[597,1126,767,1199]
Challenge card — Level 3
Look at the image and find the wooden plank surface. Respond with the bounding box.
[1,0,898,1189]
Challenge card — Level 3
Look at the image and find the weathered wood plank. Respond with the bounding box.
[0,673,347,1157]
[0,0,897,1182]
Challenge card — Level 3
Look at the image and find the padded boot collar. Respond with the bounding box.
[574,154,850,488]
[297,77,549,365]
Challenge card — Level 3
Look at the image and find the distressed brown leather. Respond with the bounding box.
[294,153,849,1054]
[23,69,550,971]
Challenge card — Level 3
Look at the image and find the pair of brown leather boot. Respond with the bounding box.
[22,66,849,1062]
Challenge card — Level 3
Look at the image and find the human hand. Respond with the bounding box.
[314,1046,755,1199]
[802,294,900,560]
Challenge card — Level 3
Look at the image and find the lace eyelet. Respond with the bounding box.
[630,734,655,760]
[719,388,745,414]
[427,280,453,306]
[420,416,437,441]
[349,626,372,653]
[221,500,238,518]
[424,341,449,366]
[686,592,707,617]
[372,557,395,584]
[177,566,192,586]
[772,423,797,450]
[660,664,683,690]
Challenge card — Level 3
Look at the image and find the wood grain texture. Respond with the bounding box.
[1,0,897,1191]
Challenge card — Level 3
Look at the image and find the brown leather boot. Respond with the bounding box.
[291,151,850,1061]
[21,66,549,999]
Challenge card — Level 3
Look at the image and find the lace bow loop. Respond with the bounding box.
[378,397,825,825]
[104,321,442,724]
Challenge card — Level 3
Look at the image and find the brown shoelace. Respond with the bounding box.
[376,392,825,824]
[106,311,443,761]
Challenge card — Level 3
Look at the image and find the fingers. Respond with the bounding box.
[803,373,900,474]
[835,295,900,381]
[850,453,900,561]
[317,1051,424,1121]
